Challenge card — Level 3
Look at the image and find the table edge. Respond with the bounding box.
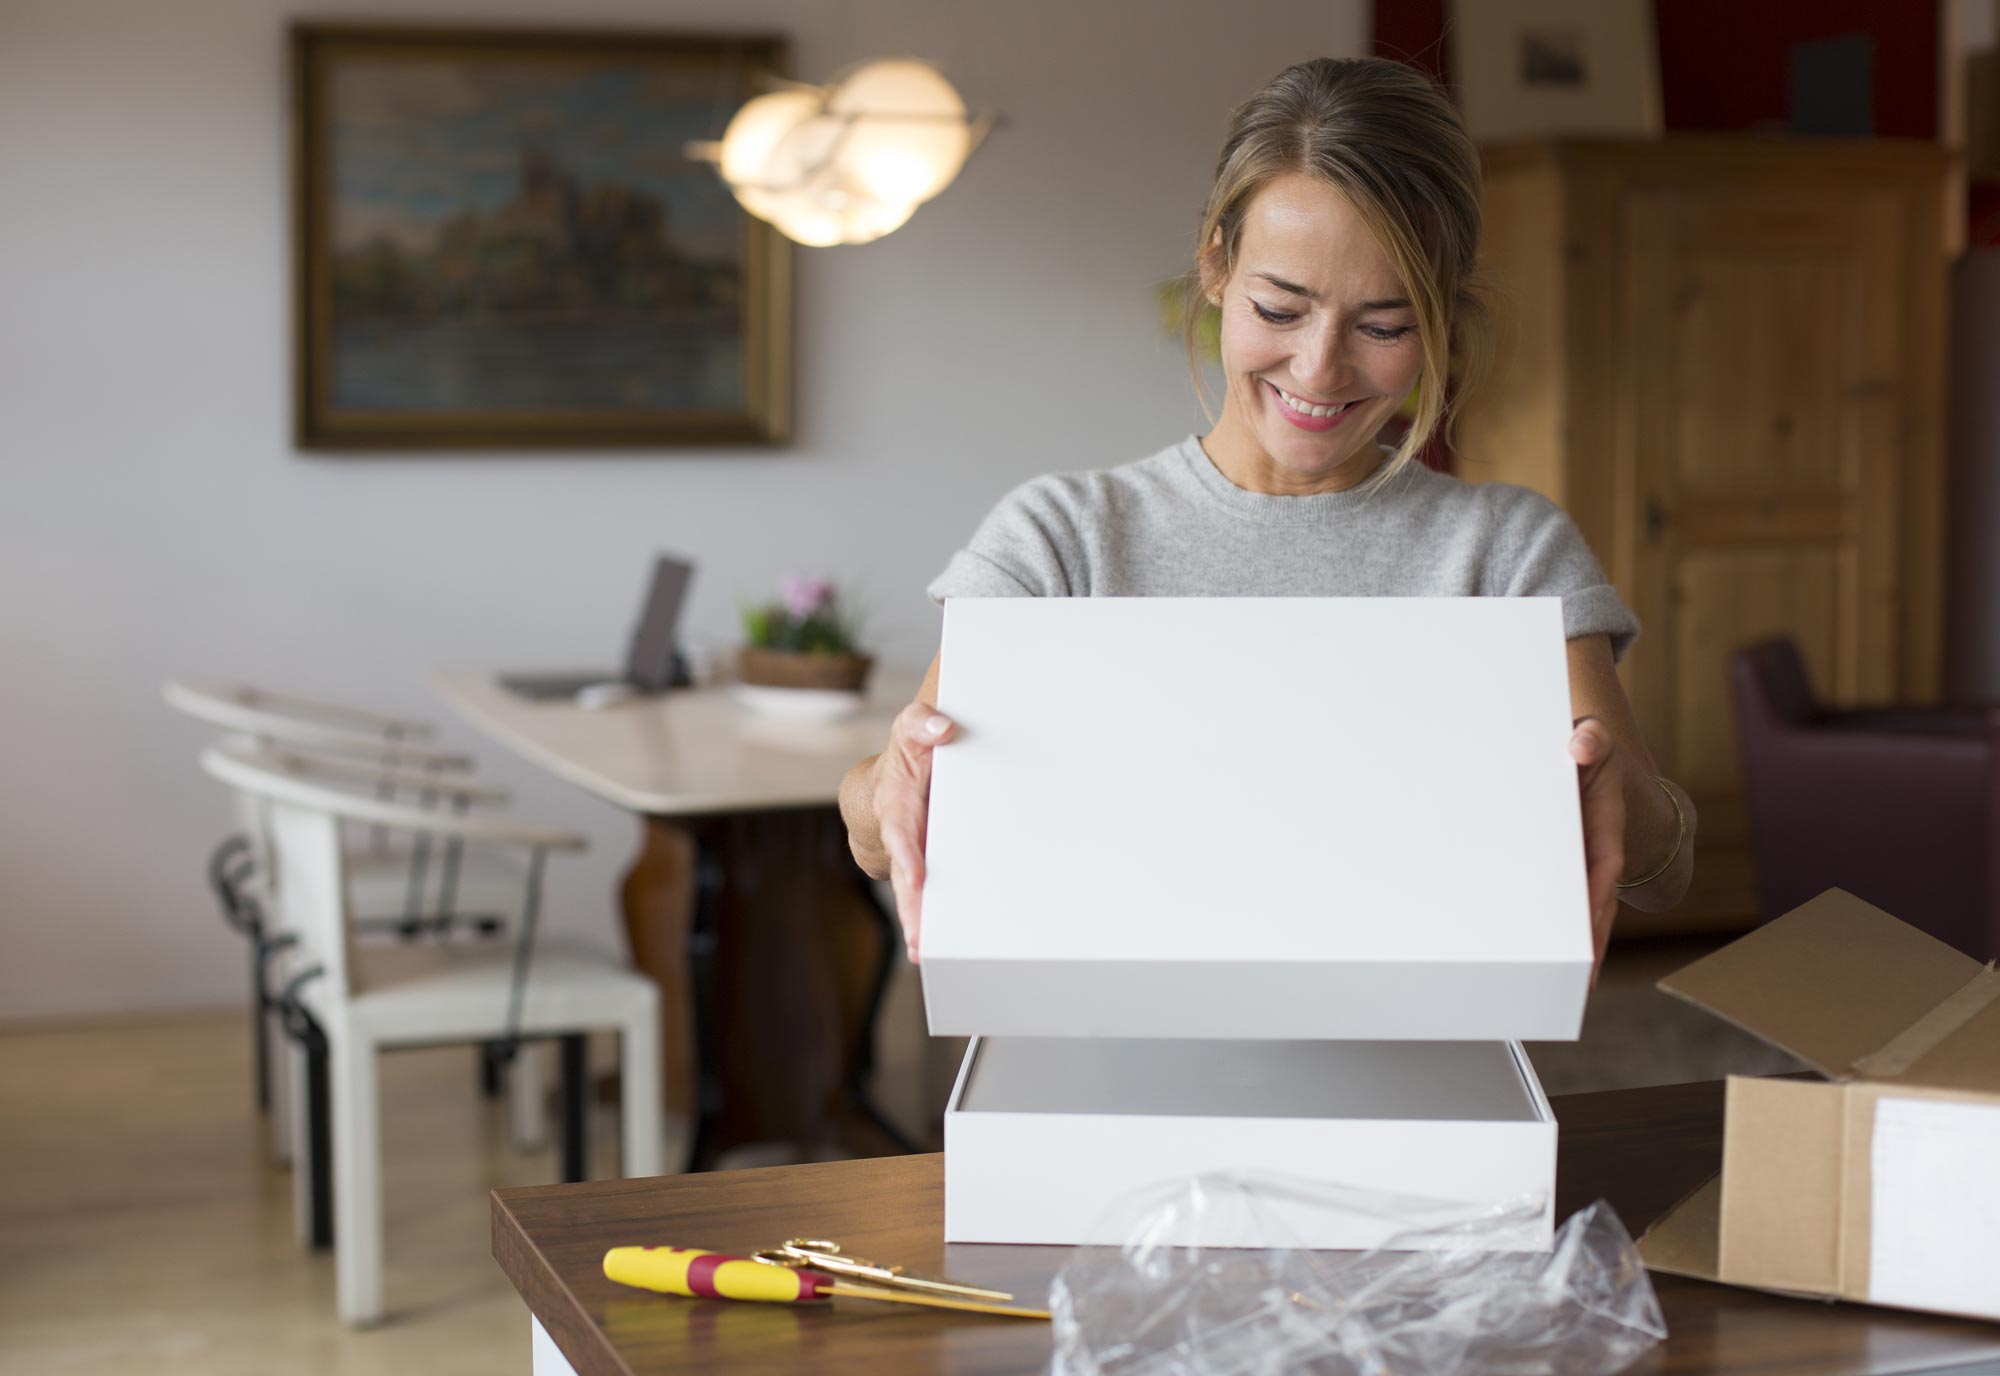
[492,1186,637,1376]
[431,666,901,817]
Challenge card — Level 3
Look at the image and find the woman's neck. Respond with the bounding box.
[1201,396,1392,496]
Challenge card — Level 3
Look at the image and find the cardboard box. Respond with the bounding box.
[920,597,1594,1042]
[1638,889,2000,1322]
[943,1035,1556,1248]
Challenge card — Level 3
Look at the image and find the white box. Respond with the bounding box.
[943,1036,1556,1248]
[925,598,1586,1251]
[920,598,1593,1042]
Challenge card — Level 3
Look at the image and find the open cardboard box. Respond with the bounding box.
[1638,889,2000,1322]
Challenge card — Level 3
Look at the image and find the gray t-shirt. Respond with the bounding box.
[928,435,1640,662]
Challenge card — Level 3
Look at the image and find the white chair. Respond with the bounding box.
[201,741,663,1327]
[164,681,539,1155]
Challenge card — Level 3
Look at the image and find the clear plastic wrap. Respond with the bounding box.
[1050,1173,1665,1376]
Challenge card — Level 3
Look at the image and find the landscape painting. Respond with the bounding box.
[293,26,790,449]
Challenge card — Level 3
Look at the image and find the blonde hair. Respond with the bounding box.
[1187,57,1490,489]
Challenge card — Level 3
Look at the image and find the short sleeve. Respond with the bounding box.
[926,476,1083,603]
[1490,490,1641,664]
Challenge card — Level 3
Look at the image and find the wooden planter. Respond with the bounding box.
[737,647,874,693]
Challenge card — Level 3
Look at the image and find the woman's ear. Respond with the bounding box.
[1197,228,1227,306]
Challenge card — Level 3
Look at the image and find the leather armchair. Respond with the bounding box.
[1730,638,1998,958]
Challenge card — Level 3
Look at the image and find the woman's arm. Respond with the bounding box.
[1564,634,1697,955]
[840,652,946,957]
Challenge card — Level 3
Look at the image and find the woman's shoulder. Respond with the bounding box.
[983,437,1198,524]
[1397,464,1569,534]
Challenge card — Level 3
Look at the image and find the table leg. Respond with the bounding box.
[618,808,915,1168]
[530,1314,580,1376]
[559,1034,589,1184]
[848,872,921,1154]
[620,821,699,1125]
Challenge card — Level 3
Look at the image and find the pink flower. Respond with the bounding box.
[780,573,835,621]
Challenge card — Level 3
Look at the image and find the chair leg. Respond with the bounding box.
[330,1031,385,1327]
[559,1035,588,1184]
[305,1024,333,1253]
[250,935,271,1112]
[620,998,664,1179]
[267,1001,295,1166]
[286,1036,315,1246]
[479,1040,503,1099]
[508,1040,550,1152]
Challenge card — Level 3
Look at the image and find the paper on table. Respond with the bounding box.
[1869,1095,2000,1319]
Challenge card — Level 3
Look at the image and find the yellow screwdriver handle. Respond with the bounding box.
[603,1246,832,1304]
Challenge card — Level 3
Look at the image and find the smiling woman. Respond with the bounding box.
[1200,177,1428,490]
[840,56,1696,968]
[1188,58,1488,497]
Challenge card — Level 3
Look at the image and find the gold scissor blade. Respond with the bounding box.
[772,1241,1015,1303]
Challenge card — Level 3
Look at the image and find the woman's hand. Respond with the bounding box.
[871,699,956,962]
[1569,715,1626,984]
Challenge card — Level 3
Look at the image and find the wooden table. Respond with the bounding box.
[493,1080,2000,1375]
[435,667,923,1169]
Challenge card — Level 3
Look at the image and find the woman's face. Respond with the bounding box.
[1206,173,1425,493]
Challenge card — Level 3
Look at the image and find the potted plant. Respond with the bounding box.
[738,574,873,693]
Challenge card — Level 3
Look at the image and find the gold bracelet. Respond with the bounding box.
[1616,776,1685,890]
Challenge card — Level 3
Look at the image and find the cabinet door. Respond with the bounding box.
[1617,184,1908,927]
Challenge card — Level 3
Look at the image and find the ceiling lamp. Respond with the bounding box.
[693,59,990,247]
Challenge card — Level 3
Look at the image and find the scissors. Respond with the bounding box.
[751,1238,1015,1303]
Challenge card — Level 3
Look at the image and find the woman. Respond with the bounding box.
[840,57,1694,970]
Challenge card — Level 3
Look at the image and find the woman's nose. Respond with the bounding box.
[1293,326,1353,394]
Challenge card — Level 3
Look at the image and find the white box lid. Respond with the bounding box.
[919,597,1593,1041]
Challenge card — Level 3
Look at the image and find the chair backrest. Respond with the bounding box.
[167,680,477,883]
[1729,639,1996,955]
[1730,639,1821,730]
[163,680,471,769]
[200,743,583,998]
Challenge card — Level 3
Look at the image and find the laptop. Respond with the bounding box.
[499,555,694,700]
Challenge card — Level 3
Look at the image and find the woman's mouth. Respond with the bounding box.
[1266,380,1362,432]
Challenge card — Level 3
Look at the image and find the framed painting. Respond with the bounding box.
[291,24,791,450]
[1447,0,1662,144]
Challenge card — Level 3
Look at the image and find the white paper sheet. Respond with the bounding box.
[1869,1095,2000,1319]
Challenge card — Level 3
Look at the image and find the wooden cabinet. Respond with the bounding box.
[1459,138,1953,936]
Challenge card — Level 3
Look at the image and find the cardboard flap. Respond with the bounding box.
[1852,971,2000,1093]
[1636,1175,1722,1281]
[1657,890,1981,1079]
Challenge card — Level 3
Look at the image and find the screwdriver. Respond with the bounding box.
[602,1246,1051,1319]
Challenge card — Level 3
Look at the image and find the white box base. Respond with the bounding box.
[943,1037,1556,1250]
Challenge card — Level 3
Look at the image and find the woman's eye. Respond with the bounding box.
[1250,300,1298,325]
[1362,324,1416,343]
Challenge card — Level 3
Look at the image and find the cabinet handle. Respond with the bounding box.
[1646,495,1668,545]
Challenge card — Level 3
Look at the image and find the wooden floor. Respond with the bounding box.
[0,1013,643,1374]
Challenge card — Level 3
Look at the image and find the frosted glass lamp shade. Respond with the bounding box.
[828,59,972,206]
[711,59,979,246]
[718,90,820,188]
[762,197,847,248]
[753,180,916,247]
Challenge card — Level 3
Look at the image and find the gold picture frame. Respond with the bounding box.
[292,23,791,451]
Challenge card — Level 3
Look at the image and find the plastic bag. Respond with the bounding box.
[1050,1172,1665,1376]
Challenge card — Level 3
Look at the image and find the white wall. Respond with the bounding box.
[0,0,1367,1017]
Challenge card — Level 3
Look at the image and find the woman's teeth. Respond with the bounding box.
[1274,385,1353,418]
